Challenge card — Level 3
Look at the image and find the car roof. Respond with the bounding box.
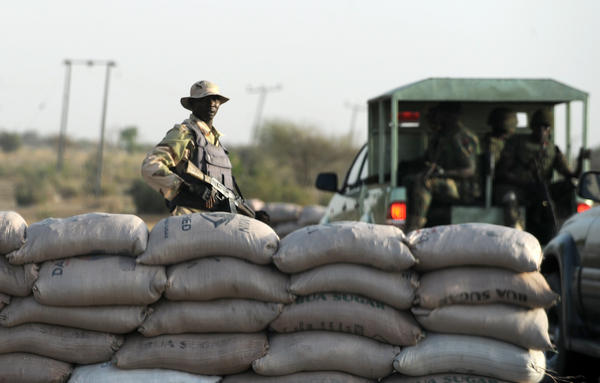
[369,77,588,103]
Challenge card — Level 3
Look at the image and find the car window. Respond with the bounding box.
[359,156,369,181]
[345,145,367,188]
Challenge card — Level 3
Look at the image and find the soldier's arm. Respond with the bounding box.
[553,145,576,179]
[444,133,478,179]
[141,126,194,201]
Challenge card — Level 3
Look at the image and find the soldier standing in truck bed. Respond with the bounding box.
[404,102,480,232]
[495,107,588,235]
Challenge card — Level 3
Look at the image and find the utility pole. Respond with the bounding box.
[247,84,282,142]
[345,101,366,144]
[94,61,116,197]
[57,60,72,171]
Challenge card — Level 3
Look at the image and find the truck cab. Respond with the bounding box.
[317,78,591,242]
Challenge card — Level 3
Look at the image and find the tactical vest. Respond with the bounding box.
[169,124,235,211]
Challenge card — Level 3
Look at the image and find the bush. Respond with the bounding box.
[15,178,55,206]
[0,132,22,152]
[128,179,169,214]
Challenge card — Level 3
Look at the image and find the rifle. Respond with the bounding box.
[533,145,559,236]
[179,161,256,218]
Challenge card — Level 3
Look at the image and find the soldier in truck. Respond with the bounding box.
[494,108,589,238]
[404,102,480,232]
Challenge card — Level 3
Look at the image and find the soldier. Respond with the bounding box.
[404,103,480,232]
[141,80,267,221]
[495,107,588,235]
[485,107,517,168]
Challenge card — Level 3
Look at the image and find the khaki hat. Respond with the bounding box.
[180,80,229,110]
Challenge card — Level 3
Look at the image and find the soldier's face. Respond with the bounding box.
[532,124,551,143]
[191,96,221,122]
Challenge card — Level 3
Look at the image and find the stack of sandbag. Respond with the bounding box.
[263,202,303,237]
[393,223,554,383]
[0,213,157,382]
[247,222,416,381]
[120,212,283,377]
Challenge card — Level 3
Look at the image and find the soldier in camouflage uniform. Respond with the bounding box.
[485,107,517,168]
[495,107,588,232]
[142,80,259,218]
[404,103,480,232]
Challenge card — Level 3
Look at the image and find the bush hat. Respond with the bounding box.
[181,80,229,110]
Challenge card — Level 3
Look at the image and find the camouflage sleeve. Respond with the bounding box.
[141,125,194,201]
[553,145,574,178]
[456,131,479,171]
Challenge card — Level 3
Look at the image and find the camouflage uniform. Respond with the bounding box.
[141,114,230,215]
[495,108,575,232]
[495,134,572,228]
[406,123,480,230]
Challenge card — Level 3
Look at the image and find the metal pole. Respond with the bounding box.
[248,84,281,142]
[94,62,115,197]
[57,60,72,170]
[565,102,571,164]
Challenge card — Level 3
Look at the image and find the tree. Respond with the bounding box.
[119,126,138,153]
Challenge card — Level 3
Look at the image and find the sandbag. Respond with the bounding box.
[274,222,415,273]
[393,334,546,383]
[139,299,282,336]
[0,293,9,310]
[0,296,148,333]
[382,374,510,383]
[223,371,375,382]
[264,202,302,224]
[34,255,166,306]
[0,352,72,383]
[407,223,542,272]
[290,264,418,310]
[0,323,123,364]
[273,221,302,238]
[115,333,268,375]
[270,293,423,345]
[0,257,37,296]
[6,213,148,265]
[0,211,27,254]
[68,362,221,383]
[252,331,399,379]
[412,304,552,350]
[166,257,294,303]
[297,205,327,226]
[138,212,278,265]
[416,267,558,309]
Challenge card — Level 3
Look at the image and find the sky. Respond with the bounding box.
[1,0,599,151]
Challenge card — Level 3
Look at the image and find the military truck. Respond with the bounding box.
[316,78,592,241]
[541,170,600,375]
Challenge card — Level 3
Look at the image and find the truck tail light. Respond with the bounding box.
[577,202,592,213]
[388,201,407,221]
[397,111,420,122]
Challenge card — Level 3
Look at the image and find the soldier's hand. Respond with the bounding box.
[255,210,270,225]
[578,147,592,160]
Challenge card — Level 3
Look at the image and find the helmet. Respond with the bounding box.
[531,108,553,128]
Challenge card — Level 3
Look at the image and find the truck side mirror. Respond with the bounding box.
[315,172,339,192]
[578,171,600,202]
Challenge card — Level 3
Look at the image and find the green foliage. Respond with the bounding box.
[14,166,57,206]
[119,126,139,153]
[0,132,22,152]
[128,179,169,214]
[231,120,358,205]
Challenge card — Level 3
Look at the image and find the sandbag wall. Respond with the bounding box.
[386,224,554,383]
[0,210,555,383]
[259,201,326,237]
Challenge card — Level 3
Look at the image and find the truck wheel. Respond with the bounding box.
[544,271,570,376]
